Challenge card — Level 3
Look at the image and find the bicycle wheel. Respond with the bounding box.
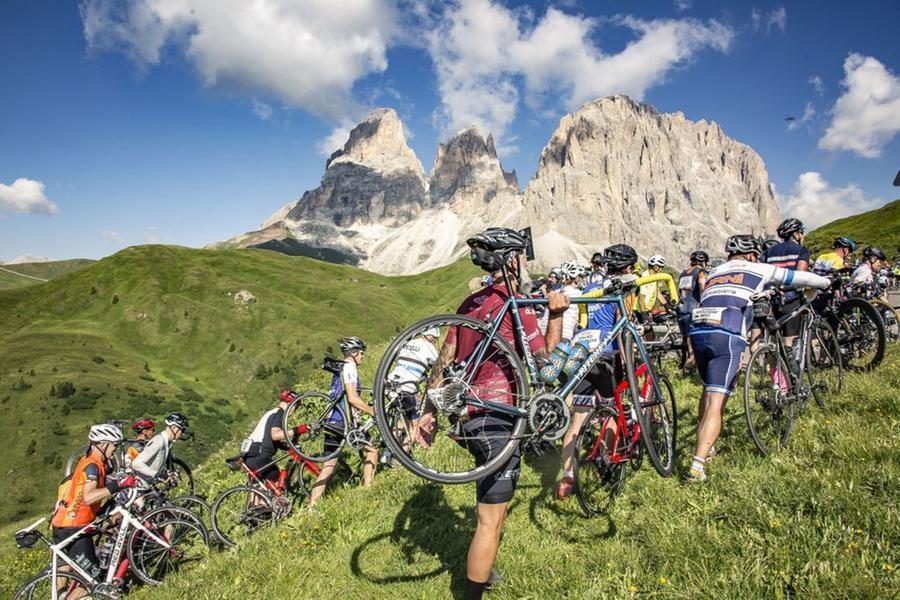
[160,457,195,496]
[807,319,843,408]
[573,405,626,517]
[128,506,210,585]
[282,392,349,462]
[373,315,529,484]
[210,485,276,547]
[171,494,212,529]
[836,298,886,371]
[621,328,676,476]
[14,569,98,599]
[743,343,795,455]
[63,444,90,477]
[872,300,899,342]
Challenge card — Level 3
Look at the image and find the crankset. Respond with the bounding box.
[346,428,370,450]
[528,392,571,441]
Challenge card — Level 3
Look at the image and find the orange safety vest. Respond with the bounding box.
[51,453,106,528]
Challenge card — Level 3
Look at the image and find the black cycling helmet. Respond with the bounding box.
[761,237,779,252]
[339,336,367,355]
[165,412,189,431]
[833,237,857,251]
[863,246,886,261]
[590,252,606,266]
[776,218,804,240]
[466,227,527,273]
[689,250,709,265]
[725,234,761,257]
[604,244,638,272]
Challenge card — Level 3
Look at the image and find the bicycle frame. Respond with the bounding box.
[21,503,176,599]
[457,261,652,419]
[586,365,649,465]
[235,450,321,497]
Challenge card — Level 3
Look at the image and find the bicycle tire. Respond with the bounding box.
[621,327,676,476]
[573,405,626,517]
[807,319,843,409]
[171,494,212,528]
[14,569,97,599]
[166,456,195,496]
[64,444,90,477]
[871,299,899,342]
[743,343,795,455]
[210,485,276,547]
[835,297,886,371]
[373,314,528,485]
[282,392,349,463]
[128,506,209,585]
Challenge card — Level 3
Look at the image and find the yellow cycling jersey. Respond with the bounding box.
[578,272,679,328]
[813,251,845,273]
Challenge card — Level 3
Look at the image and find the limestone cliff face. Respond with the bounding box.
[218,96,781,275]
[523,96,781,269]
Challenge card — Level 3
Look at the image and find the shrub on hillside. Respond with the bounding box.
[92,355,105,364]
[11,377,32,392]
[56,381,76,398]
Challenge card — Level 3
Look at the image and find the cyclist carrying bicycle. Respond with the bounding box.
[242,390,304,484]
[309,336,377,507]
[686,235,830,482]
[123,418,155,466]
[51,424,137,586]
[419,227,570,600]
[556,244,637,499]
[131,413,189,485]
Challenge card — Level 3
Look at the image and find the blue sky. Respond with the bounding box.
[1,0,898,261]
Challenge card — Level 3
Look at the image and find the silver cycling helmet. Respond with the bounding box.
[648,255,666,268]
[339,336,367,355]
[89,423,123,444]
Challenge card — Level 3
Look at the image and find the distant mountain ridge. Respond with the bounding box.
[216,95,781,273]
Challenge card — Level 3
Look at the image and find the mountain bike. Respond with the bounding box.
[743,287,843,455]
[209,447,354,547]
[573,359,676,517]
[372,266,676,485]
[13,490,208,598]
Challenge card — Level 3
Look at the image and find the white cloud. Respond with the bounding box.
[787,101,815,131]
[809,74,824,95]
[427,1,733,141]
[819,53,900,158]
[146,226,160,243]
[251,98,274,121]
[317,123,354,157]
[0,178,59,216]
[79,0,398,121]
[674,0,692,12]
[97,228,124,243]
[767,7,786,33]
[751,7,786,33]
[777,172,883,229]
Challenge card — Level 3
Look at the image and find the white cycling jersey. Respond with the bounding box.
[131,432,171,480]
[851,263,874,286]
[538,284,581,340]
[387,337,438,394]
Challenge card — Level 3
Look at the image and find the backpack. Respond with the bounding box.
[322,356,344,375]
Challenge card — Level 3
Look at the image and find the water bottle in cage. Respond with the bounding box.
[561,340,591,380]
[539,340,571,385]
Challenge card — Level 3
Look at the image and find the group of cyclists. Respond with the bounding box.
[19,219,895,599]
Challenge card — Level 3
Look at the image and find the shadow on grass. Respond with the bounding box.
[521,443,617,543]
[350,483,474,597]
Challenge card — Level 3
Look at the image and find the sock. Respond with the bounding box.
[690,455,706,473]
[465,578,488,600]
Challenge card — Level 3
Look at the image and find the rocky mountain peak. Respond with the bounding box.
[325,108,425,179]
[430,126,519,204]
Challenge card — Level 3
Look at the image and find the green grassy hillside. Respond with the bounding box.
[0,245,477,523]
[3,347,895,598]
[0,259,94,290]
[805,199,900,258]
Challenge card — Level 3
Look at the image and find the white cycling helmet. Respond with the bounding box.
[559,261,583,282]
[89,423,123,444]
[422,326,440,339]
[648,255,667,268]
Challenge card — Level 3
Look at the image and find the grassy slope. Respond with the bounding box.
[4,349,896,598]
[805,199,900,258]
[0,245,477,524]
[0,259,94,290]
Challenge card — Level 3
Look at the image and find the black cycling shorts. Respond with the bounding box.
[458,413,520,505]
[398,391,420,420]
[775,297,803,337]
[53,527,98,574]
[571,357,623,407]
[243,452,279,483]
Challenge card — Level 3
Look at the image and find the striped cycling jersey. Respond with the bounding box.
[387,338,438,394]
[691,260,828,339]
[763,241,811,300]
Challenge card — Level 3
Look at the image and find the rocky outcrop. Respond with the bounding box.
[217,96,781,274]
[523,96,781,269]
